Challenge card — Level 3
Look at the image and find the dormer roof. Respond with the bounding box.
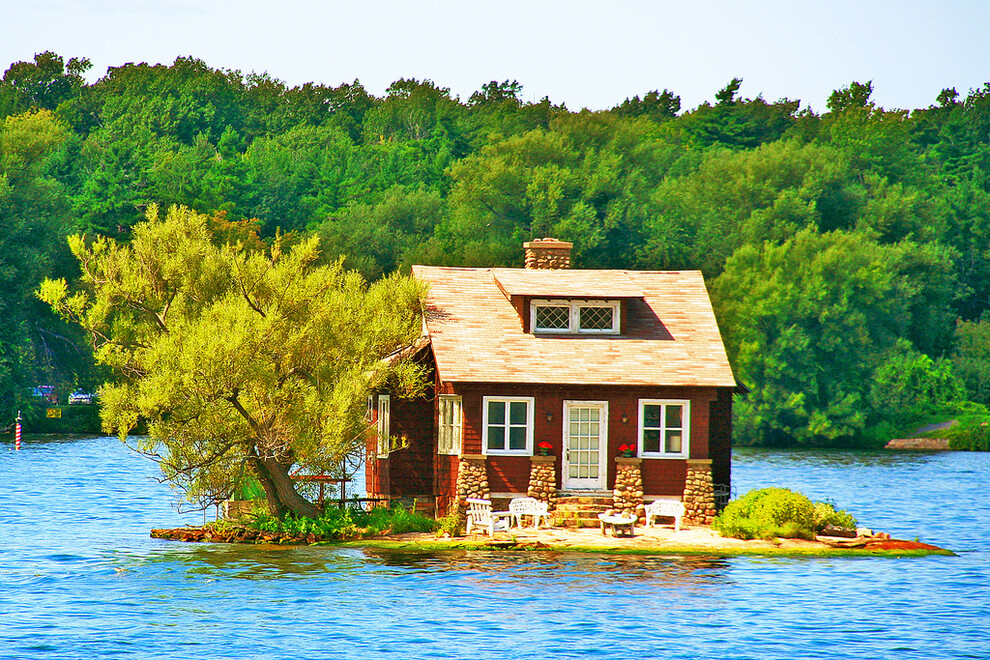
[491,268,644,300]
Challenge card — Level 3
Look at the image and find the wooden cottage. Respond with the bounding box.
[366,239,737,525]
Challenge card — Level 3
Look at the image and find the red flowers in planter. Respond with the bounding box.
[618,444,634,458]
[537,441,553,456]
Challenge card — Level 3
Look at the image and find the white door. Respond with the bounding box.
[563,401,608,490]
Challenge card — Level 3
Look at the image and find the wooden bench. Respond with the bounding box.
[465,498,510,536]
[598,512,636,537]
[645,499,684,532]
[508,497,551,529]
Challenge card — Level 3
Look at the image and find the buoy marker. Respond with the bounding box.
[15,410,22,450]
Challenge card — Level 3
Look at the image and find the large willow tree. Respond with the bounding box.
[39,205,426,517]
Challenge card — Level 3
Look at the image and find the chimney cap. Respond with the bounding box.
[523,237,573,249]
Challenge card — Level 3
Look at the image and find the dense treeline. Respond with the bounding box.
[3,52,989,446]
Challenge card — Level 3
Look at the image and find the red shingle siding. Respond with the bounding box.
[709,387,733,492]
[386,396,434,497]
[447,382,718,498]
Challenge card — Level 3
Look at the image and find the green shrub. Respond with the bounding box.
[244,504,436,540]
[434,513,462,537]
[944,422,990,451]
[364,505,436,535]
[714,487,855,540]
[812,500,857,530]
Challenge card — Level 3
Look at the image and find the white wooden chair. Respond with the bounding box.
[645,499,684,532]
[465,498,510,536]
[508,497,551,529]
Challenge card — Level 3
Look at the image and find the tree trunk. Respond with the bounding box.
[248,451,321,519]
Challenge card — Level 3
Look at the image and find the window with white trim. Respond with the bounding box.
[638,399,690,458]
[530,299,620,335]
[438,395,462,455]
[377,395,390,457]
[482,396,534,455]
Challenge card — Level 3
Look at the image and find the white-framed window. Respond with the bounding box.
[438,395,462,455]
[482,396,534,455]
[530,299,620,335]
[377,394,391,458]
[638,399,690,459]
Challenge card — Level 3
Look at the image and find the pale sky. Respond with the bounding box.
[3,0,988,113]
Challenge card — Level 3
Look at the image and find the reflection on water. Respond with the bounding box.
[1,437,987,660]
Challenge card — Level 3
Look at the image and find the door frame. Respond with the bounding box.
[562,400,609,491]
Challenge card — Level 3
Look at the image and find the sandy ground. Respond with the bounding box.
[388,523,837,553]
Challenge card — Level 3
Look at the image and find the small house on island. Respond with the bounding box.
[366,239,737,526]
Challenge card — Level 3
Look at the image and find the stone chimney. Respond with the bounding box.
[524,238,573,269]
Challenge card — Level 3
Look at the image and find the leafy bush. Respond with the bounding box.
[245,504,436,540]
[363,505,436,535]
[812,500,857,530]
[434,513,462,537]
[714,487,856,540]
[945,423,990,451]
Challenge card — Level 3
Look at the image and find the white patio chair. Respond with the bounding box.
[508,497,551,529]
[465,498,510,536]
[645,499,684,532]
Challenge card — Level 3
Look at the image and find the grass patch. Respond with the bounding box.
[217,504,437,541]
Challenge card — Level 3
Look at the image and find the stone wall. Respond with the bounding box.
[527,456,557,506]
[524,238,573,269]
[455,454,490,502]
[682,458,716,525]
[612,457,644,519]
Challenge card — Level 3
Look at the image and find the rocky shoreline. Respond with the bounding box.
[150,525,952,556]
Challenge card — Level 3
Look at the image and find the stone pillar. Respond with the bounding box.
[682,459,716,525]
[523,238,573,269]
[527,455,557,507]
[613,457,644,520]
[456,454,490,502]
[454,454,490,526]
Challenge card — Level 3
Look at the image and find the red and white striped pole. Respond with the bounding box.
[15,410,22,450]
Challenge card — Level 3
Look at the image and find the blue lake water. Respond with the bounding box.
[1,436,987,659]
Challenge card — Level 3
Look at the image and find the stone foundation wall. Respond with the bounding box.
[682,459,716,525]
[456,454,490,503]
[527,456,557,506]
[613,457,644,519]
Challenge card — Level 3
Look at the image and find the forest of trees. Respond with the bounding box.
[3,51,990,447]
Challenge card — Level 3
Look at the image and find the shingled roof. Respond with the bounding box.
[412,265,735,387]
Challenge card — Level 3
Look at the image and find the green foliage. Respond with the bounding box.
[714,487,856,540]
[936,414,990,451]
[434,512,462,537]
[812,500,858,530]
[39,205,426,517]
[868,339,965,424]
[952,318,990,406]
[712,230,956,445]
[23,404,101,434]
[248,505,436,540]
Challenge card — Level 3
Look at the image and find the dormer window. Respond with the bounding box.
[531,299,620,335]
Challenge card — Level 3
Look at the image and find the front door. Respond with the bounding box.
[563,401,608,490]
